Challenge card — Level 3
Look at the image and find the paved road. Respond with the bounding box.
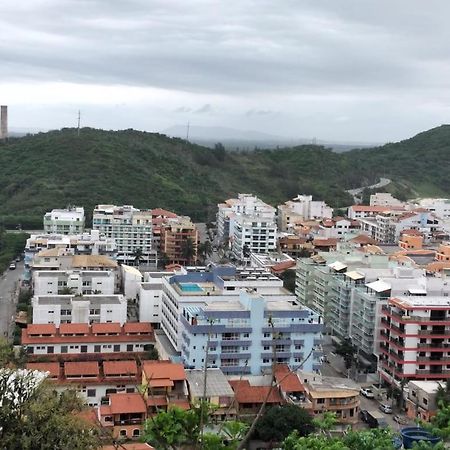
[347,177,391,203]
[0,261,23,340]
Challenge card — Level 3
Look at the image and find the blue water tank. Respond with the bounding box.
[401,427,441,449]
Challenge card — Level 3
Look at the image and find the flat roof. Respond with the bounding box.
[392,296,450,308]
[186,368,234,398]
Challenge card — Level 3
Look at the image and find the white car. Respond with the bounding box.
[360,387,375,398]
[379,403,393,414]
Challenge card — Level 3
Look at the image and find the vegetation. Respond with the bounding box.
[333,337,358,371]
[0,125,448,227]
[0,231,28,273]
[254,404,315,443]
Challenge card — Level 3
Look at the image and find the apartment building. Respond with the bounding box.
[436,243,450,262]
[316,217,354,239]
[370,193,404,207]
[277,235,313,258]
[379,295,450,386]
[161,264,294,352]
[22,322,155,358]
[418,198,450,220]
[27,360,140,408]
[179,290,323,375]
[151,208,178,249]
[359,210,441,244]
[33,270,117,296]
[347,204,405,220]
[230,214,277,260]
[92,205,156,266]
[159,216,199,265]
[277,195,333,232]
[138,269,180,324]
[31,294,127,325]
[43,207,85,234]
[217,194,276,243]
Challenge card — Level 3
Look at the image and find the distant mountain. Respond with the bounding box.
[0,125,448,228]
[162,124,382,152]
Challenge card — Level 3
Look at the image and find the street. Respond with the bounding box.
[0,261,23,340]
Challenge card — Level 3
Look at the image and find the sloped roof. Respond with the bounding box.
[26,362,60,378]
[229,379,283,404]
[143,361,186,382]
[274,364,305,393]
[103,360,138,376]
[108,393,147,415]
[64,361,99,377]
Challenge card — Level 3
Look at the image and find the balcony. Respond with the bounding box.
[417,343,450,350]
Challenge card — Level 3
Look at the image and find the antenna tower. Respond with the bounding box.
[186,121,190,141]
[77,110,81,137]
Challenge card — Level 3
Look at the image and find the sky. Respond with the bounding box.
[1,0,450,142]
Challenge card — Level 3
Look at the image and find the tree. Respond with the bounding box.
[181,238,196,264]
[132,247,144,266]
[0,368,100,449]
[283,428,397,450]
[255,404,315,443]
[0,338,26,367]
[333,337,357,372]
[197,241,212,263]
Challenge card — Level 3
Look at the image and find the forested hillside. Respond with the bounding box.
[0,125,448,228]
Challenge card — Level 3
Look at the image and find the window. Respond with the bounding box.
[243,333,249,338]
[263,346,270,351]
[61,345,68,353]
[133,429,140,437]
[47,346,54,354]
[423,398,428,405]
[87,389,96,397]
[263,358,270,363]
[317,398,325,404]
[114,344,120,352]
[119,430,127,437]
[127,344,133,352]
[419,365,426,369]
[94,345,101,353]
[264,332,271,338]
[80,345,87,353]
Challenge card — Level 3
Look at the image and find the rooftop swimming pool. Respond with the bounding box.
[179,283,204,293]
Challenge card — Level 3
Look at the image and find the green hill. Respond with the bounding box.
[0,125,448,228]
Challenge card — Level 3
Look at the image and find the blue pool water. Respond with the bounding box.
[180,283,203,292]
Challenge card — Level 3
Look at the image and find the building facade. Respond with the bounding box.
[93,205,156,266]
[43,207,85,234]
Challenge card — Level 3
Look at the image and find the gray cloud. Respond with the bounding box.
[1,0,450,141]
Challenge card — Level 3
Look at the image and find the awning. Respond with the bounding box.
[328,261,347,272]
[408,288,427,295]
[366,280,391,293]
[345,271,365,281]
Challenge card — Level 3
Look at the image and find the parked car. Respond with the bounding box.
[9,263,16,270]
[393,414,407,424]
[360,387,375,398]
[379,403,393,414]
[360,410,369,422]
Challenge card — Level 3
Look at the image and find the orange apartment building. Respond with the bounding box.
[160,216,198,265]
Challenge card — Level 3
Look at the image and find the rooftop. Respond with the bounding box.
[142,361,186,383]
[229,379,283,404]
[108,393,147,415]
[65,361,99,377]
[186,368,234,398]
[391,296,450,309]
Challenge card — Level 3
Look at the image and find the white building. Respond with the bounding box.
[278,195,333,231]
[138,269,181,324]
[370,193,404,207]
[418,198,450,220]
[32,294,127,325]
[33,269,117,296]
[230,214,277,259]
[43,207,85,234]
[217,194,276,243]
[348,205,405,220]
[92,204,156,266]
[121,265,143,300]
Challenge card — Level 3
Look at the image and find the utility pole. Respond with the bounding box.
[186,121,190,141]
[77,110,81,137]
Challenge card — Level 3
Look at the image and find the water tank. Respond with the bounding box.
[401,427,441,449]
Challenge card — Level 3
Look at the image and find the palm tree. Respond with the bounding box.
[132,247,143,266]
[181,238,196,265]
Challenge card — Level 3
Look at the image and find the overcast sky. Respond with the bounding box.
[1,0,450,142]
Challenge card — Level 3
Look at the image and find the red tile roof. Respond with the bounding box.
[152,208,178,218]
[143,361,186,382]
[349,234,377,245]
[102,444,154,450]
[26,362,60,378]
[169,399,191,410]
[64,361,99,377]
[91,323,122,334]
[108,393,147,415]
[350,205,404,212]
[59,323,90,335]
[270,260,296,274]
[274,364,305,393]
[27,324,57,335]
[103,360,138,376]
[147,396,168,406]
[123,322,153,334]
[229,380,283,404]
[313,238,339,247]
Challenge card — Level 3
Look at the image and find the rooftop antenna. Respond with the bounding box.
[77,110,81,137]
[186,121,190,141]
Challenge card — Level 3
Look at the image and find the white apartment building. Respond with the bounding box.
[92,205,156,266]
[43,207,85,234]
[278,195,333,231]
[32,294,127,325]
[347,205,405,220]
[217,194,276,243]
[418,198,450,220]
[33,270,117,296]
[161,264,294,352]
[317,218,352,239]
[138,269,180,324]
[230,214,277,259]
[370,193,404,207]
